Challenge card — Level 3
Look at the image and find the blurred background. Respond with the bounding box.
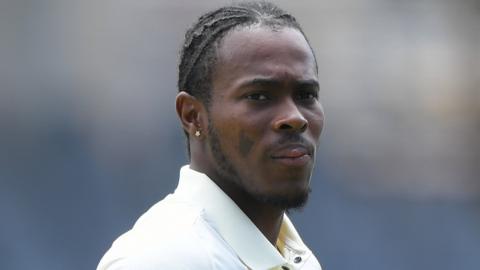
[1,0,479,269]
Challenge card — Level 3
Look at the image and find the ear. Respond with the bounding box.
[176,91,206,138]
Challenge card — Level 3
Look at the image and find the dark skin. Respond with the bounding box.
[176,26,324,245]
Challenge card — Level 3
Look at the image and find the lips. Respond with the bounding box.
[270,144,313,166]
[272,146,309,158]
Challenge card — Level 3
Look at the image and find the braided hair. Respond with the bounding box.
[178,1,316,106]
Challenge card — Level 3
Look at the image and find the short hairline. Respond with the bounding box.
[208,23,317,106]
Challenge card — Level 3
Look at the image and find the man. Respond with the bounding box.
[98,1,324,269]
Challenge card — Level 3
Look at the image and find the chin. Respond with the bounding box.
[252,186,311,210]
[274,166,313,185]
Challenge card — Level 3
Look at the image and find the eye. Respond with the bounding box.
[246,93,269,101]
[296,90,318,101]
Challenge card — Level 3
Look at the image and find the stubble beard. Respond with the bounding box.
[207,119,310,211]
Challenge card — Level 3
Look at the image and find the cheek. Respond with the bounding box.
[212,108,266,158]
[308,110,325,138]
[212,116,245,154]
[238,131,255,158]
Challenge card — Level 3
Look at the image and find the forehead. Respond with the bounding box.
[213,26,317,86]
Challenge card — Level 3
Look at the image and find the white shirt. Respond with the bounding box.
[97,165,322,270]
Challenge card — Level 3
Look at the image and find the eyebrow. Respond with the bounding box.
[239,78,281,89]
[294,79,320,91]
[239,78,320,90]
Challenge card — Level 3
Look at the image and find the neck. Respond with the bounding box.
[190,151,285,246]
[243,202,285,245]
[218,181,286,245]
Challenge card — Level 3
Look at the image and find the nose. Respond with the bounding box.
[273,99,308,133]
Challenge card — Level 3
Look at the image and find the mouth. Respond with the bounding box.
[270,144,313,167]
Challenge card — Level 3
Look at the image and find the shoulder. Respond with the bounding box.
[98,235,212,270]
[97,196,214,270]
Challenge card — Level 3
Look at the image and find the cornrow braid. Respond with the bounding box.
[178,1,314,105]
[178,7,252,95]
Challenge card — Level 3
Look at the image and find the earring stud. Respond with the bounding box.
[195,130,201,137]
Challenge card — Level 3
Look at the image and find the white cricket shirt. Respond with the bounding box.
[97,165,322,270]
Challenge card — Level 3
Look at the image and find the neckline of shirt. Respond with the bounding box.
[174,165,310,270]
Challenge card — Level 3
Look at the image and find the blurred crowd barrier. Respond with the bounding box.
[1,0,479,269]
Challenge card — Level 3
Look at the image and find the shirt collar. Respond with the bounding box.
[174,165,310,270]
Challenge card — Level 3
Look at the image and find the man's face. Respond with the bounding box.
[205,26,324,209]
